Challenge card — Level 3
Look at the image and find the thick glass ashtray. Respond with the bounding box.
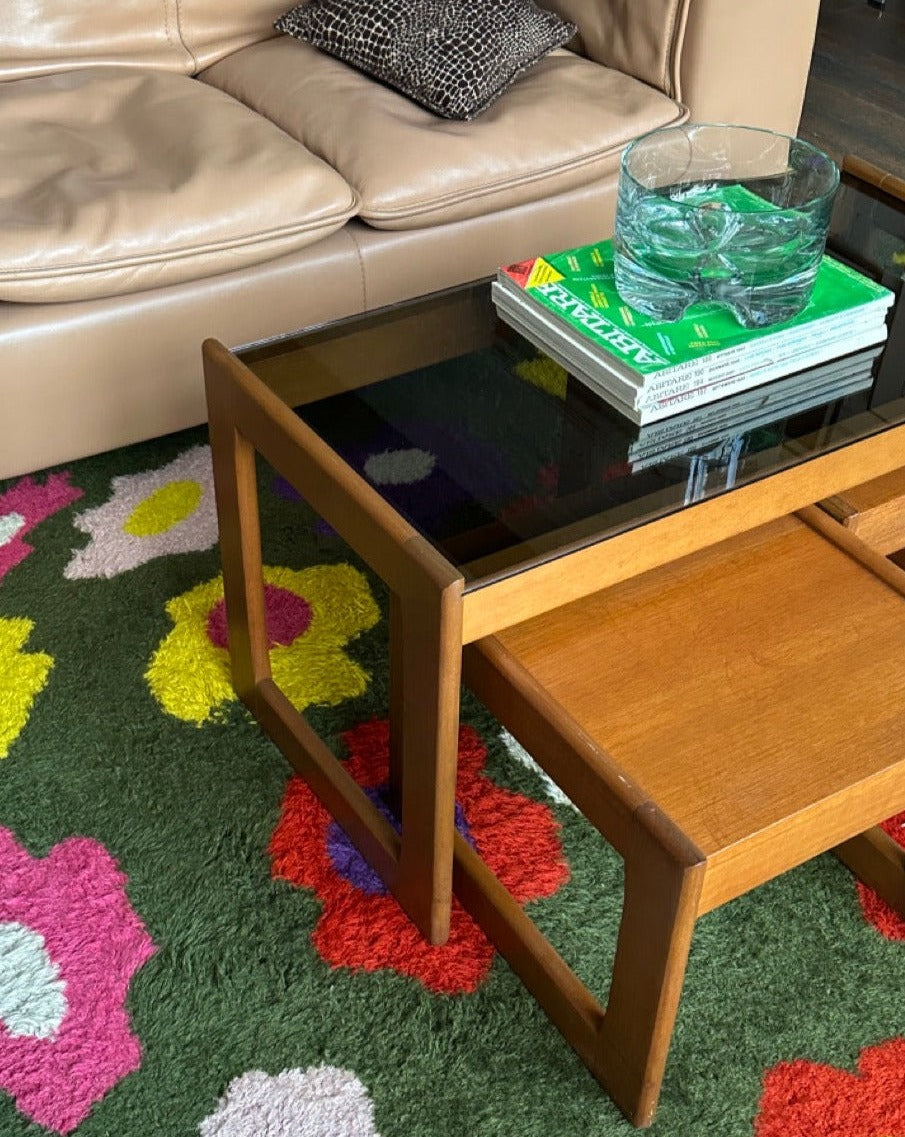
[613,123,840,328]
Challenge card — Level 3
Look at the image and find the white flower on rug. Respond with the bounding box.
[0,922,67,1038]
[64,444,218,579]
[499,728,576,810]
[198,1066,380,1137]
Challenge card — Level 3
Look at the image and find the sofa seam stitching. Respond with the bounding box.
[0,212,359,279]
[173,0,199,73]
[661,0,684,96]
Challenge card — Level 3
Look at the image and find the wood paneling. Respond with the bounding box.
[799,0,905,178]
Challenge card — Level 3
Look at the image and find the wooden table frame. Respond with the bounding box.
[204,314,905,948]
[204,334,466,943]
[205,318,905,1123]
[461,503,905,1126]
[203,156,905,1121]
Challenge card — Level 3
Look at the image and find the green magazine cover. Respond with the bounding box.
[496,238,894,396]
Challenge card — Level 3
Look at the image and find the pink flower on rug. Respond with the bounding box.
[0,827,156,1133]
[269,718,569,995]
[0,473,83,583]
[857,812,905,939]
[755,1037,905,1136]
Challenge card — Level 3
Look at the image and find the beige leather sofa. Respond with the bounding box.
[1,0,821,479]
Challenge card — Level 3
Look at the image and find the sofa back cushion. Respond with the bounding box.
[0,0,286,81]
[542,0,687,95]
[175,0,289,70]
[1,0,688,87]
[0,0,193,79]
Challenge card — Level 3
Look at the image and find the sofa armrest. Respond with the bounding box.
[548,0,819,135]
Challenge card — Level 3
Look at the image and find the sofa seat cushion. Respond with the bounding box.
[200,37,685,230]
[0,68,359,303]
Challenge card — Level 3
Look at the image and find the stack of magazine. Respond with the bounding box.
[492,238,895,426]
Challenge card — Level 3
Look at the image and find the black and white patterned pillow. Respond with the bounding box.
[274,0,577,121]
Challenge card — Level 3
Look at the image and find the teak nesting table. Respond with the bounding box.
[203,161,905,1126]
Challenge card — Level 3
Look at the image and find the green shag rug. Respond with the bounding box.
[2,419,905,1137]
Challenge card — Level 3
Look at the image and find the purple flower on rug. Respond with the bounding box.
[271,476,337,537]
[0,473,83,583]
[325,789,474,896]
[0,827,156,1133]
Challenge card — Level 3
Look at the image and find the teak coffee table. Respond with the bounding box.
[203,158,905,1126]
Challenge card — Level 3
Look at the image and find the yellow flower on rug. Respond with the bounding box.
[0,618,53,758]
[515,355,568,400]
[146,564,380,724]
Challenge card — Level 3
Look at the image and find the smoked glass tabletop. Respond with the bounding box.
[237,170,905,589]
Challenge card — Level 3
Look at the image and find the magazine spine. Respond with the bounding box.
[636,322,886,420]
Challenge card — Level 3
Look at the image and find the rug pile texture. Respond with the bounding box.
[1,418,905,1136]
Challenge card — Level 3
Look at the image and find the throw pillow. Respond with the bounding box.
[274,0,577,121]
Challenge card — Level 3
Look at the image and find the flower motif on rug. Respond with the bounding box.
[499,728,576,810]
[0,618,53,759]
[197,1066,380,1136]
[330,420,515,536]
[146,563,380,724]
[268,718,569,994]
[515,354,568,400]
[64,444,217,579]
[0,827,156,1134]
[754,1037,905,1136]
[857,812,905,939]
[0,473,83,583]
[272,476,338,537]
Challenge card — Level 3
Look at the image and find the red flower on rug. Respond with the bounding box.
[268,718,569,994]
[857,812,905,939]
[755,1037,905,1137]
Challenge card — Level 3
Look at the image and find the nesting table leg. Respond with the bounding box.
[207,415,271,703]
[452,793,706,1128]
[597,806,706,1127]
[834,826,905,918]
[392,583,464,945]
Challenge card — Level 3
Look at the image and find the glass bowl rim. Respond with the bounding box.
[619,122,840,214]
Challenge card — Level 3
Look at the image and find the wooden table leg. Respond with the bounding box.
[834,825,905,918]
[205,340,464,946]
[452,797,705,1128]
[206,413,271,704]
[387,592,404,812]
[597,806,706,1127]
[393,580,463,945]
